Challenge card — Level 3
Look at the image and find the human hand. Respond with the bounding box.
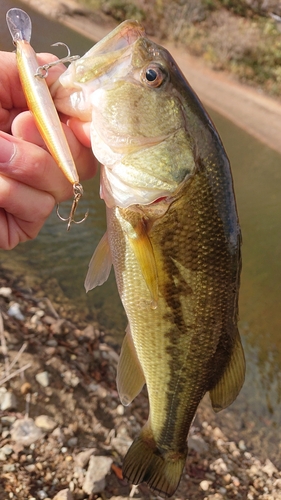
[0,51,96,250]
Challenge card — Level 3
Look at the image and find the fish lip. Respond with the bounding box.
[116,20,145,48]
[53,21,146,119]
[93,20,146,55]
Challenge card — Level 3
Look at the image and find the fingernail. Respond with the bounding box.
[0,136,16,164]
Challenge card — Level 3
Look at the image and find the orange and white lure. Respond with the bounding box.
[6,8,87,230]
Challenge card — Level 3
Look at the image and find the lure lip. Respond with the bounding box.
[6,8,32,43]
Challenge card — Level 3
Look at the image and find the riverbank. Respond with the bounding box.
[20,0,281,156]
[1,267,281,499]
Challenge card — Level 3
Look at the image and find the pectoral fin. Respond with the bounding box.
[128,220,158,306]
[84,232,112,292]
[210,331,245,412]
[117,326,145,406]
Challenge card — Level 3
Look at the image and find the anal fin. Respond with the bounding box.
[210,330,246,412]
[84,231,112,292]
[117,325,145,406]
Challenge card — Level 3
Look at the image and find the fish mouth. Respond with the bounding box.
[77,20,146,81]
[91,20,145,56]
[53,21,146,118]
[67,20,146,86]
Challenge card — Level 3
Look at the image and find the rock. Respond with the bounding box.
[35,415,57,432]
[262,459,278,477]
[250,464,259,475]
[188,434,209,454]
[7,302,25,320]
[67,437,78,447]
[51,427,64,442]
[0,451,6,461]
[0,286,12,297]
[212,426,225,440]
[0,391,18,411]
[25,464,36,473]
[238,439,246,451]
[3,464,16,472]
[11,418,43,446]
[20,382,32,395]
[0,387,7,397]
[223,473,232,484]
[210,458,229,474]
[35,371,50,387]
[50,319,65,335]
[53,489,74,500]
[35,310,45,318]
[46,339,58,347]
[232,476,240,487]
[43,315,57,325]
[83,455,113,494]
[228,441,238,453]
[81,324,95,339]
[200,480,211,491]
[75,448,95,468]
[116,404,125,416]
[111,436,132,456]
[1,415,16,426]
[38,491,48,499]
[62,370,80,388]
[45,347,56,356]
[109,498,132,500]
[0,445,13,456]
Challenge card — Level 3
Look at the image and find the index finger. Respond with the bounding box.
[0,51,66,132]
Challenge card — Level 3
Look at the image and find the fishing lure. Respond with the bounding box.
[6,7,87,230]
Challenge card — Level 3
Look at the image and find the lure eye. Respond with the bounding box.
[143,64,166,88]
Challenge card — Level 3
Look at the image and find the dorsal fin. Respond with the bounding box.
[84,231,112,292]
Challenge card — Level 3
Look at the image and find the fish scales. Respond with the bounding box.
[52,20,245,497]
[109,169,239,450]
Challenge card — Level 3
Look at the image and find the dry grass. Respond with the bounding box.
[76,0,281,95]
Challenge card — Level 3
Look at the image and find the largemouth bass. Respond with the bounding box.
[53,21,245,497]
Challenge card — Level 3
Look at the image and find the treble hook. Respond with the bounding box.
[57,182,89,231]
[35,42,80,78]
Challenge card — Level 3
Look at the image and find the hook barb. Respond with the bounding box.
[57,182,89,231]
[35,42,80,78]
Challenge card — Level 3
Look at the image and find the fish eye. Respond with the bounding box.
[146,68,158,81]
[142,64,166,88]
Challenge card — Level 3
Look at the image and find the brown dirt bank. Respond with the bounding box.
[1,268,281,500]
[20,0,281,156]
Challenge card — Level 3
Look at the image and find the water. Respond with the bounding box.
[0,0,127,339]
[206,111,281,463]
[1,0,281,465]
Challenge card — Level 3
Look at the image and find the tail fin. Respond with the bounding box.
[123,434,187,497]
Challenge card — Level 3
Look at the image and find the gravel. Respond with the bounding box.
[0,268,280,499]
